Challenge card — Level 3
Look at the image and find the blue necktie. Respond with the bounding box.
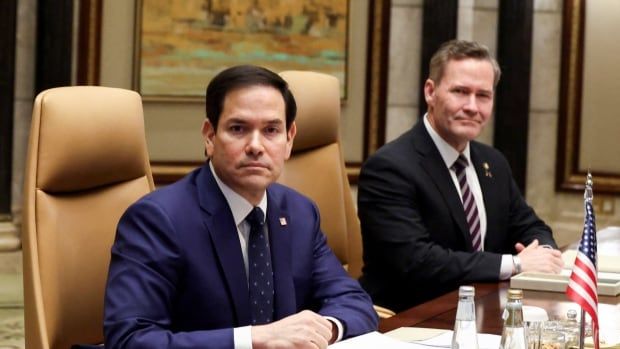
[246,207,274,324]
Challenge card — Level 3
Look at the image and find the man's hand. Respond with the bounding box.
[251,310,334,349]
[514,239,564,274]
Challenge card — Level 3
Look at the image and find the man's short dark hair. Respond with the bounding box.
[205,65,297,130]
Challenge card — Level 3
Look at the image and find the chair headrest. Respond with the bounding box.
[280,71,340,153]
[32,86,150,193]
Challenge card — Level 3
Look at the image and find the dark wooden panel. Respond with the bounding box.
[418,0,458,116]
[0,0,17,215]
[363,0,391,159]
[76,0,102,85]
[494,0,534,193]
[36,0,74,93]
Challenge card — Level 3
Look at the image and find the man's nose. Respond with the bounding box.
[463,94,479,114]
[246,130,264,155]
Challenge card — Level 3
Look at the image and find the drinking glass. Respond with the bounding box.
[540,328,566,349]
[526,321,542,349]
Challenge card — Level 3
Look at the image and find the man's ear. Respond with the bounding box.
[284,122,297,160]
[201,120,216,158]
[423,79,436,107]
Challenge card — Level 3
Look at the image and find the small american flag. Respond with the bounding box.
[565,189,599,349]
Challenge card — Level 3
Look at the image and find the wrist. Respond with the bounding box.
[512,255,522,275]
[250,325,271,349]
[324,316,343,343]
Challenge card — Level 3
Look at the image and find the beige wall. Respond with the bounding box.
[579,0,620,173]
[2,0,37,250]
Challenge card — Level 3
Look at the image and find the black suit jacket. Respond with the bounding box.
[357,121,556,311]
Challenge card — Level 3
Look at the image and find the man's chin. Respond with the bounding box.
[238,175,274,190]
[455,126,482,141]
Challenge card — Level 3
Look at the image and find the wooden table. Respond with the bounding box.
[380,281,619,335]
[380,227,620,335]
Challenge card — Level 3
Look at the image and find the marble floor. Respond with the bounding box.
[0,251,24,349]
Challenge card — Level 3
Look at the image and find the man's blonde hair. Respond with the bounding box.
[428,40,501,88]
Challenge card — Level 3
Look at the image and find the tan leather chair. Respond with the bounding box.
[22,86,154,349]
[278,71,395,318]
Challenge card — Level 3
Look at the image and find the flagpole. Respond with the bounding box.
[566,171,599,349]
[579,310,585,349]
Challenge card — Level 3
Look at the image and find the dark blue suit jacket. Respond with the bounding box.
[104,164,377,348]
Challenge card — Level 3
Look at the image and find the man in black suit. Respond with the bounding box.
[357,40,564,311]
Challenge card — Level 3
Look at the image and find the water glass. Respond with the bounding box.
[540,328,566,349]
[526,321,542,349]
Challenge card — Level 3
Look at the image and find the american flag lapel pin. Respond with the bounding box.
[483,162,493,178]
[279,217,287,226]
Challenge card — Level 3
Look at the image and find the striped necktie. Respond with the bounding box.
[451,155,482,251]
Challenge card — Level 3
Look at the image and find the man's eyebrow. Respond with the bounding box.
[224,117,248,124]
[265,119,284,125]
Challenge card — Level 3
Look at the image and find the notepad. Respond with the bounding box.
[329,329,501,349]
[562,251,620,273]
[510,270,620,296]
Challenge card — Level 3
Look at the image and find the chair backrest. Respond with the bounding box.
[277,71,363,278]
[22,86,154,349]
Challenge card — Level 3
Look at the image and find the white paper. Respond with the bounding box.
[329,331,419,348]
[329,330,501,349]
[410,330,501,349]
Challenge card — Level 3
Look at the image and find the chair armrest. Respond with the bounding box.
[374,304,396,319]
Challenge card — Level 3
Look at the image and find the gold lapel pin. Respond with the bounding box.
[279,217,287,226]
[483,162,493,178]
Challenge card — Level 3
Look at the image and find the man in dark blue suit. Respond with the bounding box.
[358,40,565,311]
[104,65,377,348]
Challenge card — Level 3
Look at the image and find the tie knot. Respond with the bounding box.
[452,155,469,173]
[246,207,265,227]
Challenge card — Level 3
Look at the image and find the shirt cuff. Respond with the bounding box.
[499,254,514,280]
[233,325,252,349]
[324,316,344,343]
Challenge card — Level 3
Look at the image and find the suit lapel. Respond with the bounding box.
[412,123,472,248]
[265,188,296,320]
[196,164,251,325]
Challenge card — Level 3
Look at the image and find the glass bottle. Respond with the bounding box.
[561,309,580,349]
[452,285,479,349]
[500,288,527,349]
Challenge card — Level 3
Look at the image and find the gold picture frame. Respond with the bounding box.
[77,0,389,184]
[133,0,350,102]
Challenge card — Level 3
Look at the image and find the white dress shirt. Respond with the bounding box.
[423,116,514,279]
[209,163,343,348]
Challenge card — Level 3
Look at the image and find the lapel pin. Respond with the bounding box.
[483,162,493,178]
[279,217,287,226]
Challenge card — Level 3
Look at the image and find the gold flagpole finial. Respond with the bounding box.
[585,172,593,202]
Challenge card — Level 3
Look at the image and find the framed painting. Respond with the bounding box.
[556,0,620,194]
[134,0,350,101]
[76,0,389,184]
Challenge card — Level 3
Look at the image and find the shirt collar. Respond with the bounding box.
[209,161,268,226]
[423,113,472,168]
